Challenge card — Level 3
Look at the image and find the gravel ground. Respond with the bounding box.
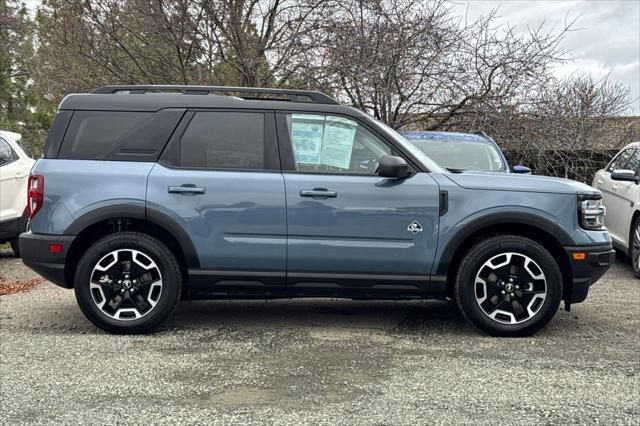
[0,248,639,425]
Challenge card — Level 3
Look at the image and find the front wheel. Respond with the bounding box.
[74,232,182,334]
[454,235,562,337]
[631,217,640,279]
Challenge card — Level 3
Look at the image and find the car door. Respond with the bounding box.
[613,149,640,250]
[277,112,440,295]
[0,137,26,222]
[146,110,287,292]
[597,147,635,246]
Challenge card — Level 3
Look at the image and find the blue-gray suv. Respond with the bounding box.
[20,85,614,336]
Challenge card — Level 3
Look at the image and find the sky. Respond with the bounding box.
[450,0,640,114]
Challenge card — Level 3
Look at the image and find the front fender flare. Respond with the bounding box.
[434,210,574,276]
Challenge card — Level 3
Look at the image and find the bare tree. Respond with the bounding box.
[321,0,574,129]
[453,76,634,182]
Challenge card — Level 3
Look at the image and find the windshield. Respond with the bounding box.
[407,139,505,172]
[366,118,445,172]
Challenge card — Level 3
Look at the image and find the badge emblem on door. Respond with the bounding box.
[407,221,423,234]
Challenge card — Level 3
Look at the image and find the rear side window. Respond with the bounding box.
[177,111,265,170]
[58,109,184,161]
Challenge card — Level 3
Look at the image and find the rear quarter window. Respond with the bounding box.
[58,109,185,161]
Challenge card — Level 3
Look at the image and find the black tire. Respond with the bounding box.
[9,237,20,257]
[454,235,563,337]
[9,211,28,258]
[74,232,182,334]
[630,217,640,279]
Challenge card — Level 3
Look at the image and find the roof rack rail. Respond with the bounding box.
[91,85,339,105]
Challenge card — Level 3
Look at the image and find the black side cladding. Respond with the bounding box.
[55,108,186,162]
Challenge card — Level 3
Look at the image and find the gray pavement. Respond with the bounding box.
[0,249,638,425]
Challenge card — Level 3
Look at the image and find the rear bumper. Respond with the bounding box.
[564,244,615,304]
[19,232,75,288]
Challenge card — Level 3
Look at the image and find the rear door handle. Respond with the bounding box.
[168,184,206,195]
[612,185,618,192]
[300,189,337,198]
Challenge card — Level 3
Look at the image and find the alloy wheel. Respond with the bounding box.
[474,252,547,324]
[89,249,163,321]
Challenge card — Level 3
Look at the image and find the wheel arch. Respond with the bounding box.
[628,210,640,255]
[63,205,199,287]
[436,213,573,300]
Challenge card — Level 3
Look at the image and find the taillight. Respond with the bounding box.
[27,175,44,220]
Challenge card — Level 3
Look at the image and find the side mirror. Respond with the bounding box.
[611,169,639,184]
[512,165,531,174]
[378,155,410,179]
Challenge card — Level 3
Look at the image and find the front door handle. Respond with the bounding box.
[299,189,338,198]
[168,184,206,195]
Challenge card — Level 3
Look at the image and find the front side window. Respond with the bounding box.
[407,139,505,172]
[285,113,391,175]
[607,148,635,172]
[625,149,640,176]
[178,112,265,169]
[0,138,18,166]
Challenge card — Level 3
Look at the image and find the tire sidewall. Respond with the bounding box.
[74,233,181,334]
[456,236,563,337]
[632,217,640,278]
[10,210,28,257]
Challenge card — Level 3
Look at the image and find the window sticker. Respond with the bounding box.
[319,118,357,169]
[291,121,324,165]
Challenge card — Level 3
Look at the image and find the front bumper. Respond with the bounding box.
[19,232,75,288]
[564,244,615,304]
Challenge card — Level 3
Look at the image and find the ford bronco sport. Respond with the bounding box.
[20,85,614,336]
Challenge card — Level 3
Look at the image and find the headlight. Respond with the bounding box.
[578,196,605,229]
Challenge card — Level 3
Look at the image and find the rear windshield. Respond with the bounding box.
[408,139,506,172]
[57,109,184,161]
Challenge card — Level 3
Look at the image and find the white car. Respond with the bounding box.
[593,142,640,277]
[0,130,35,257]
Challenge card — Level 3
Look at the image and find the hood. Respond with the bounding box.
[443,171,600,196]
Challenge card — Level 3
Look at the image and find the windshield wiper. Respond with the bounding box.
[446,168,465,173]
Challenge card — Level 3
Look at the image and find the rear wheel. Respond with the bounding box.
[455,235,562,337]
[9,212,28,257]
[631,217,640,279]
[9,238,20,257]
[74,232,182,334]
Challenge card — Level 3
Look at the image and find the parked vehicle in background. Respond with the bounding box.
[402,131,531,174]
[593,142,640,278]
[20,85,613,336]
[0,130,35,257]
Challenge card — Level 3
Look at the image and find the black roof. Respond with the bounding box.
[59,85,367,118]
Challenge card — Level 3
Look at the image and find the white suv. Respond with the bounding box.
[0,130,35,256]
[593,142,640,277]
